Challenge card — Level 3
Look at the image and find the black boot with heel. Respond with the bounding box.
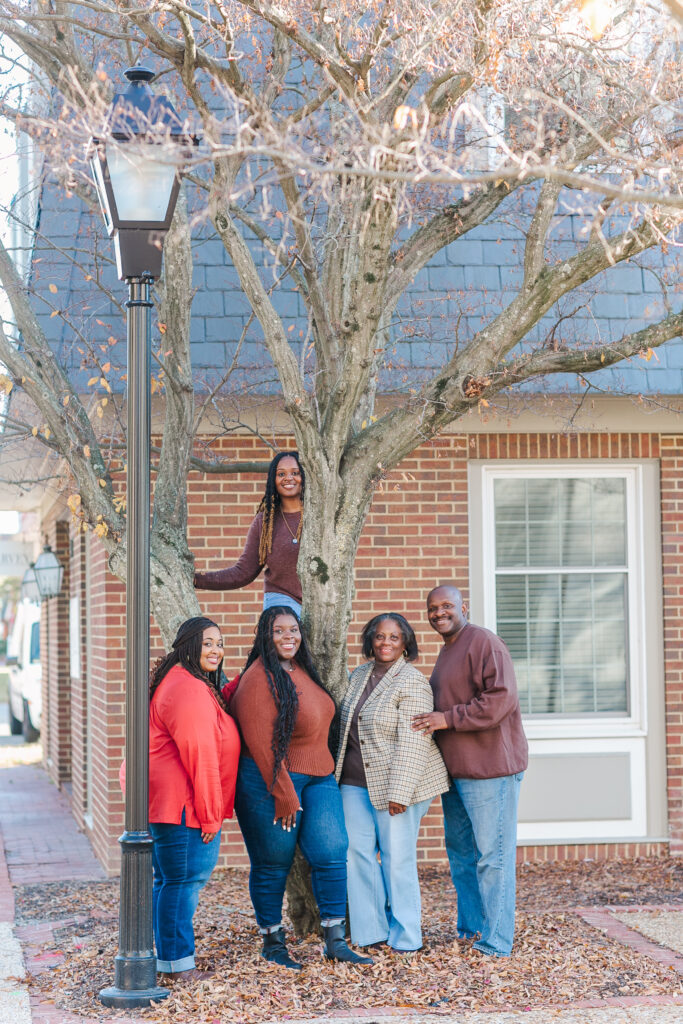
[323,922,374,965]
[262,927,302,971]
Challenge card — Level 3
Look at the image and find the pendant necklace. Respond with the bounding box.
[280,508,301,545]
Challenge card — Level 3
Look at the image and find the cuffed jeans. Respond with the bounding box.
[235,756,348,928]
[341,784,431,951]
[441,772,523,957]
[150,816,221,972]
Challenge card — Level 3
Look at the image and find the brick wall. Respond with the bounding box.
[41,520,71,785]
[69,529,88,823]
[43,429,681,874]
[86,538,127,873]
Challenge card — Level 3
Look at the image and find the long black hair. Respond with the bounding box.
[150,616,228,711]
[257,451,305,564]
[244,605,327,789]
[361,613,419,662]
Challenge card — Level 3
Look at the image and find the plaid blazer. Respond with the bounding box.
[334,658,450,811]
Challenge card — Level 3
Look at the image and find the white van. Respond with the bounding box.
[7,601,41,742]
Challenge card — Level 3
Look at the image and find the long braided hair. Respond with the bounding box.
[150,616,229,712]
[257,451,305,565]
[243,605,328,790]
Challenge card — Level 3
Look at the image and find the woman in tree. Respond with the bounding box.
[336,613,449,952]
[194,451,304,615]
[147,617,240,981]
[230,605,373,970]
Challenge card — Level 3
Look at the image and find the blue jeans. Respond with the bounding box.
[341,784,431,951]
[235,756,348,928]
[263,592,302,617]
[150,817,221,972]
[441,773,523,957]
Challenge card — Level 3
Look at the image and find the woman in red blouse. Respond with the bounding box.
[148,616,240,981]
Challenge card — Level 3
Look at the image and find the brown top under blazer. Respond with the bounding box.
[335,657,450,811]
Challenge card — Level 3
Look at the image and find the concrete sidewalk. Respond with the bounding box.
[0,717,681,1024]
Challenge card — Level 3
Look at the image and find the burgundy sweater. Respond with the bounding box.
[429,624,528,780]
[230,658,335,817]
[194,509,302,603]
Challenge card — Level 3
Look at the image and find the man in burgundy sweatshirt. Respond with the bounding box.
[412,584,528,957]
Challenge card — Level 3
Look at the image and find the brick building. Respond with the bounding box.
[4,171,682,874]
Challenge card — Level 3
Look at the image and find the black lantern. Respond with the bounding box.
[89,66,187,280]
[32,545,64,600]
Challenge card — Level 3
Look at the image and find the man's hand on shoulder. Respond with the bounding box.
[411,711,448,735]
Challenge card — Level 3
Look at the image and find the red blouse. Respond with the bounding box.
[148,664,241,831]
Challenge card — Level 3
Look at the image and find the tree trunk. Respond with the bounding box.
[298,455,374,701]
[285,851,319,936]
[285,450,375,934]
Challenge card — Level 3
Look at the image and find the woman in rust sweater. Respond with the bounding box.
[231,606,372,970]
[194,451,304,615]
[147,617,240,981]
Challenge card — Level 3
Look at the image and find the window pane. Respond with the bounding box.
[527,574,559,619]
[528,518,560,566]
[498,572,629,714]
[493,471,631,720]
[562,522,593,566]
[593,526,626,565]
[563,674,594,714]
[496,522,527,566]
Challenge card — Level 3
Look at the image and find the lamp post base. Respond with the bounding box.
[99,952,169,1007]
[99,984,169,1009]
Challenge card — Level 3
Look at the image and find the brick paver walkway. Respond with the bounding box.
[1,765,105,886]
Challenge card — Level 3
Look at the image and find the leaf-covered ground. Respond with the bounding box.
[15,859,683,1023]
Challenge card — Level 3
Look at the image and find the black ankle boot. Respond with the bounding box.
[323,922,374,965]
[261,927,302,970]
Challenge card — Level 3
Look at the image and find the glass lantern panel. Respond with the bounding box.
[21,568,40,603]
[106,142,177,224]
[33,550,64,599]
[89,153,114,234]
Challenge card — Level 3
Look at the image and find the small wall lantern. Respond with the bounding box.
[20,564,41,603]
[32,545,64,600]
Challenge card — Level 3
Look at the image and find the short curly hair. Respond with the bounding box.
[360,613,419,662]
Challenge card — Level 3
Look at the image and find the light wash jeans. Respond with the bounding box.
[262,592,302,617]
[341,784,432,951]
[441,772,523,957]
[150,816,221,972]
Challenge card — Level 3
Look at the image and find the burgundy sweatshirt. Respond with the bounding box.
[194,509,302,603]
[429,623,528,780]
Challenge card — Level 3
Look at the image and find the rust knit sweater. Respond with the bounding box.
[230,658,335,817]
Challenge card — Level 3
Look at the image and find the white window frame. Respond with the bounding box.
[481,463,648,742]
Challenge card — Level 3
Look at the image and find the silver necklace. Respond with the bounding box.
[280,508,301,545]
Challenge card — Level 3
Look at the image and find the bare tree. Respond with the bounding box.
[0,0,681,925]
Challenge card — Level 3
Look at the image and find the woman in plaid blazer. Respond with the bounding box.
[335,614,449,952]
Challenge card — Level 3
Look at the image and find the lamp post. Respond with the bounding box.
[90,66,187,1009]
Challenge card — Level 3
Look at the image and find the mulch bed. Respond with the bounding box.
[14,859,683,1022]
